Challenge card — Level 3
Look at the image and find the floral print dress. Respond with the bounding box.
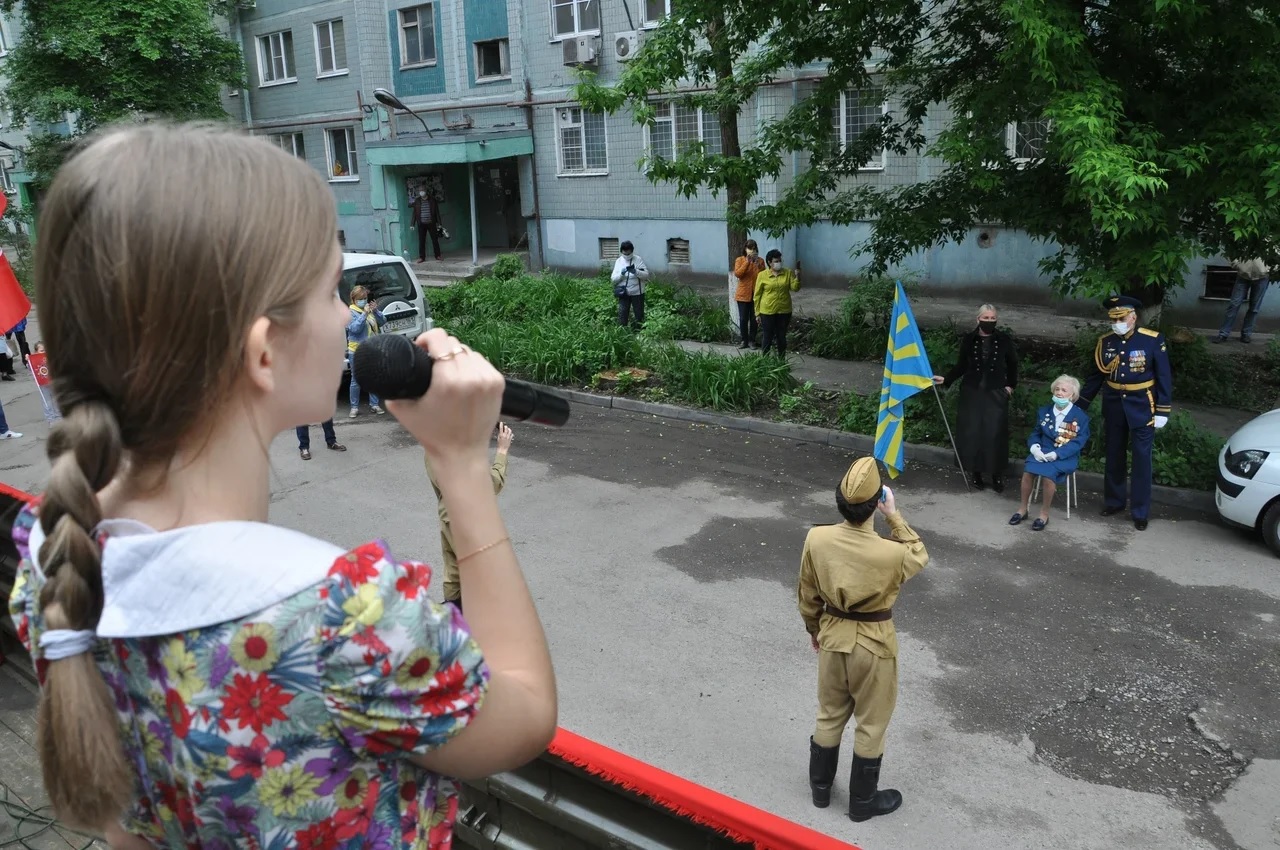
[7,502,489,849]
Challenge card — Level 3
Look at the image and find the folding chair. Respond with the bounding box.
[1030,471,1078,519]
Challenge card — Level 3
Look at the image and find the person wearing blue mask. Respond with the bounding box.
[346,284,386,418]
[1010,375,1090,530]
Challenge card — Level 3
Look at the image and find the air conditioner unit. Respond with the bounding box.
[562,36,598,68]
[613,31,640,62]
[236,0,256,8]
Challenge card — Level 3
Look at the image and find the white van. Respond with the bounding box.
[340,251,433,378]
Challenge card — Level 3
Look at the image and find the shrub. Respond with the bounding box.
[652,346,795,411]
[491,253,526,281]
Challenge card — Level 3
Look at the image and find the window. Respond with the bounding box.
[556,107,608,175]
[552,0,601,38]
[475,39,510,81]
[599,237,620,261]
[399,5,437,67]
[325,127,359,180]
[0,165,13,195]
[1203,265,1238,300]
[314,19,348,76]
[643,0,670,26]
[648,102,722,161]
[1007,118,1050,163]
[667,238,690,265]
[0,22,8,56]
[831,88,887,170]
[270,132,306,159]
[257,31,297,85]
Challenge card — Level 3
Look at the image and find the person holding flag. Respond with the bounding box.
[874,281,946,479]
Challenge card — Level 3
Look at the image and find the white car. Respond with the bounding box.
[1216,408,1280,555]
[341,251,432,376]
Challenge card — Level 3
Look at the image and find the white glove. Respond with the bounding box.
[1030,445,1045,462]
[1044,451,1057,462]
[1154,415,1168,429]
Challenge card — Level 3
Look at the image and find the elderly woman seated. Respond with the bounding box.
[1009,374,1091,530]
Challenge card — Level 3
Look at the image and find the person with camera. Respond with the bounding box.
[732,239,765,348]
[7,124,556,849]
[753,249,801,357]
[610,240,650,329]
[798,457,929,823]
[411,186,443,262]
[346,284,386,417]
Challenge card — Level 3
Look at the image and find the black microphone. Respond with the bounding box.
[352,334,571,427]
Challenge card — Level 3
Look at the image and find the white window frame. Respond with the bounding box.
[832,88,888,171]
[474,38,511,82]
[0,21,9,56]
[642,0,671,27]
[555,107,609,177]
[550,0,602,40]
[256,30,297,87]
[398,4,438,69]
[645,101,722,164]
[270,132,306,159]
[324,127,360,182]
[314,19,348,78]
[1006,118,1051,166]
[0,164,13,195]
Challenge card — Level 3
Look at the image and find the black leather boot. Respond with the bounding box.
[847,754,902,822]
[808,738,840,808]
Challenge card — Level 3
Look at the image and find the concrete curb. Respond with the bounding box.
[564,390,1217,514]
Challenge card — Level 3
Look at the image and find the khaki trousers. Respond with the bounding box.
[813,644,898,757]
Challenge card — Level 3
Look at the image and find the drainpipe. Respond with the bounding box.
[791,79,799,264]
[524,78,544,270]
[234,7,254,130]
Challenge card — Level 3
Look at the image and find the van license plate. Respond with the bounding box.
[385,318,415,332]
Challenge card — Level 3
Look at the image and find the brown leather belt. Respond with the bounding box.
[824,604,892,622]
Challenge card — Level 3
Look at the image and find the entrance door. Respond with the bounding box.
[472,160,522,250]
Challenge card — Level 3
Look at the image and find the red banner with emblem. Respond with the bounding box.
[0,194,31,334]
[26,351,50,387]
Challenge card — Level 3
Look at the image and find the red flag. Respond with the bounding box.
[26,351,50,387]
[0,193,31,333]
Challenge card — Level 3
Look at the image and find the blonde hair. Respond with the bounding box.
[350,284,369,302]
[977,303,998,317]
[1051,374,1082,401]
[33,122,337,829]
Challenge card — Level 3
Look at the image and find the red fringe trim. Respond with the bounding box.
[0,482,33,503]
[549,728,862,850]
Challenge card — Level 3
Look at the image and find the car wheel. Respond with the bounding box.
[1260,500,1280,557]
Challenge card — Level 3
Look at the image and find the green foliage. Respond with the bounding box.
[490,253,525,281]
[0,0,244,186]
[653,346,794,411]
[0,203,35,300]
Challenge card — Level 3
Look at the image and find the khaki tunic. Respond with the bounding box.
[425,452,508,602]
[797,512,929,754]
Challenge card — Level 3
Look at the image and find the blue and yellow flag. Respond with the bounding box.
[874,281,934,478]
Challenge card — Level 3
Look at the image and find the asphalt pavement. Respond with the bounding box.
[2,364,1277,850]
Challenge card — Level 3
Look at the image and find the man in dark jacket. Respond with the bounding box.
[411,187,443,262]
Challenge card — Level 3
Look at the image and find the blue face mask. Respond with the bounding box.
[1053,396,1070,409]
[355,299,367,308]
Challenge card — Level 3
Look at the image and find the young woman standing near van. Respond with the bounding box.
[7,123,556,850]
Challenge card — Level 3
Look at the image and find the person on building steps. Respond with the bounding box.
[412,187,443,262]
[732,239,765,349]
[1076,295,1172,531]
[1009,374,1090,530]
[798,457,929,823]
[932,304,1018,492]
[610,240,650,330]
[753,249,800,357]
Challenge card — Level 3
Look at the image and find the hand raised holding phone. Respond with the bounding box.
[876,485,896,516]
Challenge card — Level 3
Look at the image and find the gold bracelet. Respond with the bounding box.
[456,536,510,564]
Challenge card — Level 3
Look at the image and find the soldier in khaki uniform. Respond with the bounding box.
[798,456,929,822]
[426,422,513,611]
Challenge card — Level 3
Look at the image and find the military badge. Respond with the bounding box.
[1055,420,1080,448]
[1128,350,1147,372]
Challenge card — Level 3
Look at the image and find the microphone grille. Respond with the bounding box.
[352,334,416,398]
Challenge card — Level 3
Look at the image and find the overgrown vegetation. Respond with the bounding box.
[436,257,1238,490]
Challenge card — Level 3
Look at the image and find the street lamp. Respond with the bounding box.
[373,88,433,138]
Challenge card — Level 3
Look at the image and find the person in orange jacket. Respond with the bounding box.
[732,239,765,349]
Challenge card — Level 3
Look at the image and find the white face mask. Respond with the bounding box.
[1112,320,1130,335]
[771,261,783,271]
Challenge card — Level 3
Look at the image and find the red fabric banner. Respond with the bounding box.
[26,351,50,387]
[0,194,31,334]
[549,728,862,850]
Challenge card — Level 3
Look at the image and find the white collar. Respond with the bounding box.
[27,517,344,638]
[1054,403,1072,418]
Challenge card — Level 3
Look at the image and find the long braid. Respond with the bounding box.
[34,401,132,829]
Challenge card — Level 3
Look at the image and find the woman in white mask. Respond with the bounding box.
[752,249,801,356]
[1010,374,1091,530]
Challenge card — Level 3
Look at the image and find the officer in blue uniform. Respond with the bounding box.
[1077,296,1173,531]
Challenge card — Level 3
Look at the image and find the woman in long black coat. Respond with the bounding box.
[932,304,1019,491]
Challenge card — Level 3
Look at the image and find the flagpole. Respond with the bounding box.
[931,382,970,492]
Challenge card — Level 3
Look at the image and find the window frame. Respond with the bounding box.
[641,0,671,28]
[645,101,723,164]
[270,132,307,159]
[0,21,9,56]
[313,18,349,78]
[398,4,438,69]
[324,126,360,182]
[474,38,511,82]
[550,0,602,40]
[1006,118,1051,166]
[0,164,13,195]
[555,107,609,177]
[256,30,297,87]
[831,87,888,172]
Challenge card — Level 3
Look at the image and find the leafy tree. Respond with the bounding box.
[0,0,244,188]
[578,0,1280,304]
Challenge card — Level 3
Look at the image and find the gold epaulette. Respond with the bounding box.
[1138,328,1160,338]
